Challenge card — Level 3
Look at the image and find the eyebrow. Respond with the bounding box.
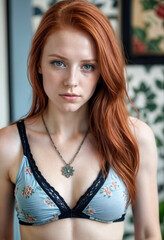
[48,54,98,62]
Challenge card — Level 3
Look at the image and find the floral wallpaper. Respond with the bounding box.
[32,0,164,239]
[132,0,164,55]
[126,65,164,239]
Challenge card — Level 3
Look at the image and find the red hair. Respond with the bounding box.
[27,0,139,205]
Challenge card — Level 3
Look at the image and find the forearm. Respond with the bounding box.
[135,234,162,240]
[0,224,13,240]
[0,235,13,240]
[0,238,13,240]
[134,223,162,240]
[0,232,13,240]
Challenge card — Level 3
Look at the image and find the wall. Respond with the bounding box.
[7,1,32,239]
[8,0,32,122]
[0,0,9,128]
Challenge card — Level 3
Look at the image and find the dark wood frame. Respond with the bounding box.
[121,0,164,65]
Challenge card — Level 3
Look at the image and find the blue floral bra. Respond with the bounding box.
[15,120,128,225]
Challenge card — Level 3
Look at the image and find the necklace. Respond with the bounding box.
[41,115,89,178]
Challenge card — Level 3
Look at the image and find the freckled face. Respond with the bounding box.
[39,27,100,113]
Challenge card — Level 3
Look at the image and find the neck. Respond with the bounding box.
[42,104,89,138]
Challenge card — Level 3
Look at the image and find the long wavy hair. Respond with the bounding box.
[27,0,139,205]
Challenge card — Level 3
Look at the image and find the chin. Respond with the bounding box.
[58,105,81,113]
[53,101,88,113]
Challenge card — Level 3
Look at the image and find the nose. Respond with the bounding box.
[63,66,78,87]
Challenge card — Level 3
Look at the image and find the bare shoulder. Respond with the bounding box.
[129,116,155,142]
[0,123,21,172]
[128,116,157,169]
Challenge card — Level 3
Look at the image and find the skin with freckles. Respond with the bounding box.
[39,28,100,115]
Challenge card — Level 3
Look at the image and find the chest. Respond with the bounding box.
[15,154,128,226]
[20,130,101,208]
[14,121,128,226]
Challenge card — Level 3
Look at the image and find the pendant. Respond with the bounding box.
[61,164,75,178]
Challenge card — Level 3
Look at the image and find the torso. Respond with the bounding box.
[20,219,124,240]
[9,118,126,240]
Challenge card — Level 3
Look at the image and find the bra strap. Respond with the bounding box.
[17,120,27,156]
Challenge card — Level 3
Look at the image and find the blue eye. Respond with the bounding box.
[54,61,64,67]
[83,64,94,71]
[50,60,66,68]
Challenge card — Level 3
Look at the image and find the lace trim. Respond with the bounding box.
[17,121,106,215]
[113,213,126,222]
[19,220,33,225]
[17,121,27,156]
[17,121,69,213]
[73,170,105,212]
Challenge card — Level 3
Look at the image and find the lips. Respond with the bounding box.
[59,93,80,97]
[59,93,80,101]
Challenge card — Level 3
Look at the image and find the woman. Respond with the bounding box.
[0,0,161,239]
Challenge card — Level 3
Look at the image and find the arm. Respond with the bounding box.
[131,119,162,240]
[0,174,14,240]
[0,125,19,240]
